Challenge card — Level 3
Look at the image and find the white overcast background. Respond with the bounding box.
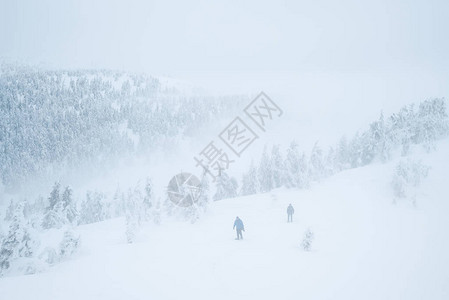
[1,0,449,142]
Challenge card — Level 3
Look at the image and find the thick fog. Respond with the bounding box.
[2,0,448,75]
[1,1,449,299]
[2,0,448,136]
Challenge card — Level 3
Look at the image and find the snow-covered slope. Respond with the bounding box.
[1,141,448,300]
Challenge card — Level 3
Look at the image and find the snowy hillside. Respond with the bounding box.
[1,139,448,300]
[0,64,247,194]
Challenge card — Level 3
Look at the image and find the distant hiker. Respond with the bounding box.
[287,204,294,222]
[233,216,245,240]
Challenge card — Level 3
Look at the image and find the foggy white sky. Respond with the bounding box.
[1,0,449,130]
[1,0,448,75]
[1,0,449,196]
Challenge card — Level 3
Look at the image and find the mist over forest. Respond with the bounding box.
[1,1,449,299]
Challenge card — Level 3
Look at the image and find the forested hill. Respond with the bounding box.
[0,64,246,192]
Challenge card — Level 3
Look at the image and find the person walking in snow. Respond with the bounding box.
[287,204,294,223]
[233,216,245,240]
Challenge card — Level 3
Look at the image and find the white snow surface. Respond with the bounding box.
[1,142,449,300]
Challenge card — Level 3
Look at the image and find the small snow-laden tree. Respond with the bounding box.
[152,198,162,225]
[38,247,58,265]
[112,187,126,218]
[364,112,392,163]
[184,174,212,223]
[271,145,286,189]
[142,178,154,222]
[62,186,78,225]
[4,199,15,222]
[284,141,300,188]
[348,132,363,168]
[284,142,309,189]
[241,161,260,196]
[142,178,163,224]
[324,147,337,177]
[301,228,314,252]
[391,159,430,205]
[258,146,273,192]
[309,143,325,182]
[42,183,67,229]
[213,171,238,201]
[59,230,80,259]
[78,191,107,225]
[373,112,393,162]
[162,194,176,217]
[42,200,66,230]
[0,202,39,276]
[389,104,417,156]
[23,196,46,230]
[47,182,61,211]
[197,174,211,208]
[125,187,143,243]
[335,136,351,171]
[297,152,310,189]
[31,196,46,219]
[416,98,449,151]
[359,130,376,166]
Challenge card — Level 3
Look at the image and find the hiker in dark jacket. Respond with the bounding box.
[233,216,245,240]
[287,204,294,222]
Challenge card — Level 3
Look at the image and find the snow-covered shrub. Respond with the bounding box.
[59,230,80,258]
[125,187,143,243]
[0,203,40,276]
[4,199,16,222]
[391,159,430,202]
[214,171,238,201]
[78,191,107,225]
[38,247,59,264]
[301,228,314,252]
[15,257,47,275]
[42,183,79,229]
[152,200,162,225]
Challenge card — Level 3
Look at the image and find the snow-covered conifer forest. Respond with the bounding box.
[1,1,449,299]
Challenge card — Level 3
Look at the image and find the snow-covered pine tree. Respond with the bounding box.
[112,187,126,218]
[324,147,337,177]
[62,186,78,225]
[198,173,211,208]
[42,183,67,229]
[309,143,325,182]
[142,178,153,222]
[48,182,61,211]
[297,152,310,188]
[4,199,15,222]
[348,132,363,168]
[371,112,391,162]
[389,104,416,156]
[125,187,143,243]
[42,201,65,229]
[59,230,80,259]
[284,141,300,188]
[271,145,286,189]
[241,160,260,196]
[0,202,39,275]
[78,192,106,225]
[416,98,449,151]
[258,146,273,193]
[391,159,430,204]
[301,228,314,251]
[335,136,351,171]
[213,171,238,201]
